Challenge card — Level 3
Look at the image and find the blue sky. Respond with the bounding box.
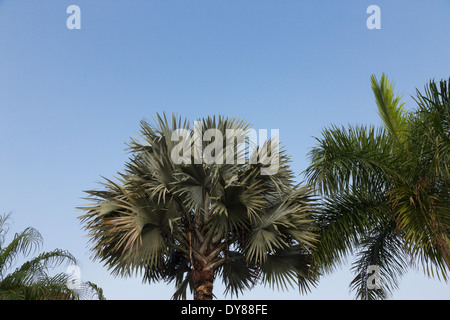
[1,0,449,299]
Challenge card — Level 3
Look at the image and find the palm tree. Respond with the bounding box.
[78,114,319,300]
[0,213,105,300]
[304,74,450,299]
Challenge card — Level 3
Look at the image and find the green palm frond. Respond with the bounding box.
[371,73,409,144]
[0,213,103,300]
[219,251,258,298]
[412,77,450,181]
[304,124,399,196]
[349,221,408,300]
[0,226,43,277]
[312,187,391,276]
[390,182,450,281]
[260,246,318,294]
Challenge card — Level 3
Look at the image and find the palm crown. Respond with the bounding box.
[304,74,450,299]
[79,114,319,299]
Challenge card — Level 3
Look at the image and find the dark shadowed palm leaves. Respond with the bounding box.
[79,114,318,300]
[305,74,450,299]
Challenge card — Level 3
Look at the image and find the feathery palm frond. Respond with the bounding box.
[0,213,104,300]
[304,74,449,299]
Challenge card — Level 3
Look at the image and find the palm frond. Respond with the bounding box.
[312,187,391,276]
[304,124,399,196]
[260,247,318,294]
[349,221,408,300]
[219,251,258,298]
[0,225,43,278]
[371,73,409,144]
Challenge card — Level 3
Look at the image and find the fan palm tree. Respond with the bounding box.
[0,213,105,300]
[78,114,319,300]
[304,74,450,299]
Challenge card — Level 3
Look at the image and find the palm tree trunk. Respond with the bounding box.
[192,269,214,300]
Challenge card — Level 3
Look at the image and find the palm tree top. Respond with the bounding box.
[303,74,450,299]
[79,113,319,299]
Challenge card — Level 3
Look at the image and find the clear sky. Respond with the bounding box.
[1,0,449,299]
